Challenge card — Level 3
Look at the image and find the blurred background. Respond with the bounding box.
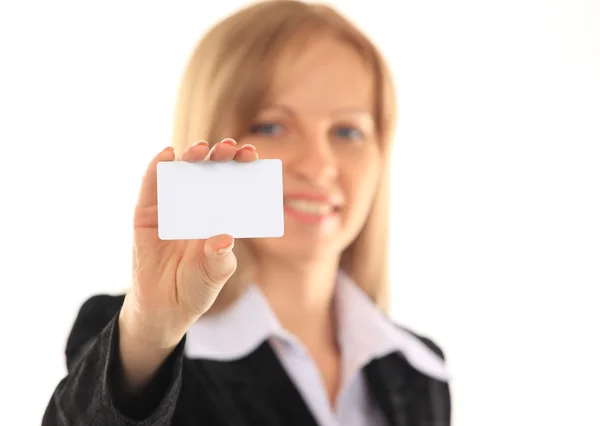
[0,0,598,424]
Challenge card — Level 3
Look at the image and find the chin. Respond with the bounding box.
[278,217,357,259]
[276,237,345,261]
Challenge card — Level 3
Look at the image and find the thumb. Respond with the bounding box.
[200,234,237,291]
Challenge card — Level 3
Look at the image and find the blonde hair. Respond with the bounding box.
[172,0,397,313]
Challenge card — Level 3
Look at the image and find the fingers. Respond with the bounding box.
[180,138,260,164]
[204,138,238,161]
[179,141,210,162]
[136,146,175,211]
[201,234,237,289]
[233,144,259,162]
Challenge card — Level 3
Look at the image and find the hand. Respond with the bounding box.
[121,138,259,349]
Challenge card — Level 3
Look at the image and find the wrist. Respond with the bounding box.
[116,305,185,393]
[118,300,186,351]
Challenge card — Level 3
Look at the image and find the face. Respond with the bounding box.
[239,36,382,261]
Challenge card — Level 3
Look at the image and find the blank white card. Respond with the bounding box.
[157,159,284,240]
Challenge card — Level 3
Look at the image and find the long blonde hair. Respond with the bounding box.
[172,0,397,313]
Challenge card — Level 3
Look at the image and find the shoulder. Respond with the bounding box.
[395,324,446,360]
[65,294,125,369]
[387,321,449,381]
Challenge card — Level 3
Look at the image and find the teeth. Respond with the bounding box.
[285,199,332,215]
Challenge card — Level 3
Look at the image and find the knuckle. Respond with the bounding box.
[201,256,237,289]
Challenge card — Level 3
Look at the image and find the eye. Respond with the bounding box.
[333,126,364,141]
[249,122,284,136]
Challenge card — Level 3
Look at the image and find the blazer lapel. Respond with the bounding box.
[364,353,412,426]
[364,352,451,426]
[193,342,320,426]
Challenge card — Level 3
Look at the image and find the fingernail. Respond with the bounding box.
[163,146,175,152]
[239,144,256,152]
[192,140,209,147]
[219,138,237,146]
[204,145,217,161]
[216,240,235,256]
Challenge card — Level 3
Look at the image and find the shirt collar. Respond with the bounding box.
[335,270,448,382]
[184,271,448,382]
[184,283,286,360]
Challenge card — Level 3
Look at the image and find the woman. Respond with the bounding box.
[43,1,451,425]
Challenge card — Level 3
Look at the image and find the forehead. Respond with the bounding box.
[266,36,374,115]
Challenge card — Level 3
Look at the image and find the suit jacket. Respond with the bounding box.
[42,295,451,426]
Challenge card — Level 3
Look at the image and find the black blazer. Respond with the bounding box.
[42,295,451,426]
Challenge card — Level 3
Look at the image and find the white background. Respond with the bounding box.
[0,0,599,424]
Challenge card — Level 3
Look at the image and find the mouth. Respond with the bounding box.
[283,193,343,225]
[284,199,339,215]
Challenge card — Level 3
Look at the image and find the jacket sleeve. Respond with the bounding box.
[42,295,186,426]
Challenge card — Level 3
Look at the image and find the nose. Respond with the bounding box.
[289,134,338,186]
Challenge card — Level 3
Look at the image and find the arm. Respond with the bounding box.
[42,295,186,426]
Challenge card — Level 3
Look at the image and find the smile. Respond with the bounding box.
[284,199,336,216]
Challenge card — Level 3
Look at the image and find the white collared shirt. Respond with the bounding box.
[184,271,448,426]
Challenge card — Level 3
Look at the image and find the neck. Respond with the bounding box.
[254,254,340,350]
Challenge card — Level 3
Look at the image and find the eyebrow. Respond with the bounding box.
[331,107,373,117]
[262,104,373,118]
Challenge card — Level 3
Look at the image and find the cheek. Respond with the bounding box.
[342,148,382,205]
